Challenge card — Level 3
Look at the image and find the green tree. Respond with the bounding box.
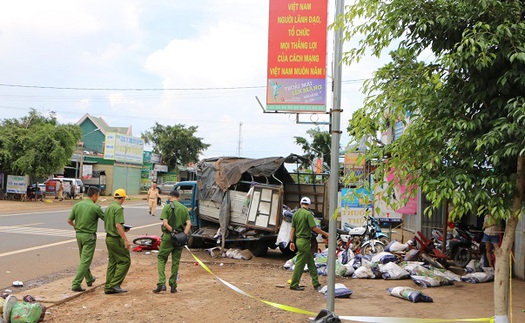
[142,123,210,171]
[0,109,81,180]
[294,127,331,170]
[340,0,525,319]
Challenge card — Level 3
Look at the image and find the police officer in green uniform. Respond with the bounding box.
[153,190,191,294]
[289,197,328,291]
[67,186,104,292]
[103,188,131,294]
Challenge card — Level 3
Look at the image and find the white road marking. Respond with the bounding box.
[0,203,148,217]
[0,222,161,258]
[0,226,76,237]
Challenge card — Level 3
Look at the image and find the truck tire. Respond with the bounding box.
[249,242,268,257]
[278,243,296,256]
[187,227,203,248]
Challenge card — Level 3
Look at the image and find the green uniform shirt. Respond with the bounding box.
[291,207,316,239]
[68,199,104,234]
[160,200,190,233]
[104,201,125,238]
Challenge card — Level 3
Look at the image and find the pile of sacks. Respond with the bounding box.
[283,244,493,287]
[461,258,494,283]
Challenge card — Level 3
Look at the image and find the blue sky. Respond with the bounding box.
[0,0,381,159]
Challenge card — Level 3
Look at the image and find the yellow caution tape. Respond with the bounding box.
[184,246,316,316]
[337,317,493,323]
[184,246,494,322]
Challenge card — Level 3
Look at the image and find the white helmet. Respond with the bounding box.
[300,197,311,205]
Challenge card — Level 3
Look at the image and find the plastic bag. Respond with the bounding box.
[398,261,424,273]
[387,286,433,303]
[404,249,420,261]
[379,262,410,280]
[320,283,352,298]
[386,239,411,252]
[352,266,374,279]
[371,252,397,264]
[10,302,42,323]
[342,263,355,277]
[411,275,453,287]
[461,272,494,283]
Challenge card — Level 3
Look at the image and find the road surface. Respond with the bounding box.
[0,201,162,290]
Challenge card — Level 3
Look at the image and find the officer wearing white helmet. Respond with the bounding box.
[289,196,328,291]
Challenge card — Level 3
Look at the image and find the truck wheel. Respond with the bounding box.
[186,227,202,248]
[278,243,296,256]
[249,243,268,257]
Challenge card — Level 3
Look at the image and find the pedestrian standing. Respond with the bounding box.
[482,213,501,267]
[289,197,328,291]
[153,190,191,294]
[57,179,64,201]
[147,183,161,216]
[103,188,131,294]
[67,186,104,292]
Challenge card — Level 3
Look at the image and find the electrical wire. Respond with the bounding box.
[0,78,367,92]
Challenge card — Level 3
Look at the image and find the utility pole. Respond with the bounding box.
[327,0,345,312]
[237,122,243,156]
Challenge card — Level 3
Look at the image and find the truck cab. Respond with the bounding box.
[173,181,199,227]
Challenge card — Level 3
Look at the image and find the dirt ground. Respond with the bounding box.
[41,247,524,323]
[3,199,524,322]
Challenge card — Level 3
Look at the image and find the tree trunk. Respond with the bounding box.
[494,215,518,322]
[493,155,525,322]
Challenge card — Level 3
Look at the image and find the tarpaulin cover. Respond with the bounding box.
[197,156,294,202]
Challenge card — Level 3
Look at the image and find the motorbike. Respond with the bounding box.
[432,222,484,267]
[414,231,449,269]
[343,215,390,246]
[333,215,386,256]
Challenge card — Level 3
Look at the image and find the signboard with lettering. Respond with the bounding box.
[6,175,29,194]
[104,132,144,165]
[82,165,93,179]
[266,0,327,112]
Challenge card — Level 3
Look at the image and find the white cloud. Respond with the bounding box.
[0,0,391,159]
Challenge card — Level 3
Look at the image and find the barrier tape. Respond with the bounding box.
[184,246,316,316]
[337,317,493,323]
[184,246,494,322]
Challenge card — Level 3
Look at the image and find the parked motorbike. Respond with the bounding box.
[333,215,386,256]
[432,222,484,267]
[343,215,390,246]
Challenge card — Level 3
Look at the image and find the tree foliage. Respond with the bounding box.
[0,109,82,180]
[294,127,331,170]
[340,0,525,318]
[142,123,210,171]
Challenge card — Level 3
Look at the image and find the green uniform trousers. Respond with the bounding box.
[156,234,183,288]
[72,232,97,288]
[290,237,319,288]
[104,236,131,291]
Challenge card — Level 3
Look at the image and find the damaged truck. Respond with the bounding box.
[173,155,329,256]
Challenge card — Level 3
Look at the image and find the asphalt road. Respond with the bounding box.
[0,201,163,290]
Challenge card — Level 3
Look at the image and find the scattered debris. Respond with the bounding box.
[12,281,23,287]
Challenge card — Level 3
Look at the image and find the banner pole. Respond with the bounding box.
[327,0,345,312]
